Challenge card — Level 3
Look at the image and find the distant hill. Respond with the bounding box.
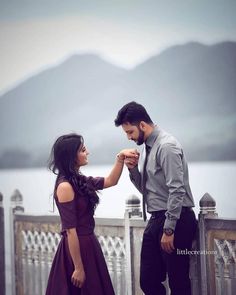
[0,41,236,168]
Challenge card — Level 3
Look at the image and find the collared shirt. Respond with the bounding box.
[129,126,195,230]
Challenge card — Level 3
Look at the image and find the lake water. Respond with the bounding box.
[1,162,236,218]
[1,162,236,294]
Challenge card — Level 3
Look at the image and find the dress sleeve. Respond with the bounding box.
[56,199,78,230]
[86,176,105,190]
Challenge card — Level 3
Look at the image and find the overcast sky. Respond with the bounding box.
[0,0,236,93]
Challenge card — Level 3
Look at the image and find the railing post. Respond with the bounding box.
[10,189,24,295]
[0,192,5,295]
[124,195,142,295]
[125,194,142,219]
[198,192,217,295]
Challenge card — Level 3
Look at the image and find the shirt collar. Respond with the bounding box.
[145,125,160,148]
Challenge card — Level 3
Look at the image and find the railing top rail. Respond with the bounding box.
[95,217,124,226]
[129,218,146,228]
[13,213,148,228]
[205,217,236,231]
[96,217,147,227]
[13,213,60,223]
[13,214,126,227]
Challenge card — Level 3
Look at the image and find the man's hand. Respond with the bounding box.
[118,149,139,169]
[124,156,139,169]
[161,233,175,254]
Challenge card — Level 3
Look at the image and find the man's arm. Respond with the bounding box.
[160,143,186,231]
[159,143,186,253]
[125,158,142,193]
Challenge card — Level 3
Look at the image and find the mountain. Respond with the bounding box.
[0,42,236,168]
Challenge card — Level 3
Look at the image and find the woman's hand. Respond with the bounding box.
[104,149,140,188]
[117,149,139,162]
[71,267,86,288]
[118,149,140,169]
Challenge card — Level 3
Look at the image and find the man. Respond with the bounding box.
[114,101,197,295]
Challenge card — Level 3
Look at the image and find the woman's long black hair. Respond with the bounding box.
[48,133,99,211]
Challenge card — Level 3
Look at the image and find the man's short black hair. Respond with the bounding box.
[114,101,153,126]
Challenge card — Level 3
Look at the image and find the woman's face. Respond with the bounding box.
[76,144,89,167]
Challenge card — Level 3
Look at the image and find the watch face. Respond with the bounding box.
[164,228,174,236]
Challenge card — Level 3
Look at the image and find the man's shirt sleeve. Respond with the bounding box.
[159,143,186,230]
[129,166,142,194]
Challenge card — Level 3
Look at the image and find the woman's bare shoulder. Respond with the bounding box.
[56,181,75,203]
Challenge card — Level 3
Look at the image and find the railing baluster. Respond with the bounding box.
[8,190,236,295]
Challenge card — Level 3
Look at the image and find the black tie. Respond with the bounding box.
[142,144,150,221]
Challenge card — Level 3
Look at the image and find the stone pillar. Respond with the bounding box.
[124,195,142,295]
[11,189,24,214]
[0,192,5,295]
[10,189,24,295]
[199,192,217,217]
[125,194,142,219]
[198,192,217,295]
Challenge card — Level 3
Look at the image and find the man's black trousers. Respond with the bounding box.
[140,209,197,295]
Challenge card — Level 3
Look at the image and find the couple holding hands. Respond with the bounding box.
[46,101,196,295]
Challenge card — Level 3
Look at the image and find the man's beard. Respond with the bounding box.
[136,129,145,145]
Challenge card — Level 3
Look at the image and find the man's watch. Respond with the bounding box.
[163,228,174,236]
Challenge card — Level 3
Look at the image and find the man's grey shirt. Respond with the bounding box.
[129,126,195,230]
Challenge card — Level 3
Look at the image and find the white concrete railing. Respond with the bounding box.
[0,190,235,294]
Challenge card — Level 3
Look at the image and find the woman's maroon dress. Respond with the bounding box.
[46,176,115,295]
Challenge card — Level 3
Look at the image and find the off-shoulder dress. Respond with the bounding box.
[46,176,115,295]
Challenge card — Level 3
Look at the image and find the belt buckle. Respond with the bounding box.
[151,212,157,219]
[151,213,156,219]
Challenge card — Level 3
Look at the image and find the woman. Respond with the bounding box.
[46,133,138,295]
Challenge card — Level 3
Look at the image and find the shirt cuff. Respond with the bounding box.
[129,166,139,177]
[164,218,177,231]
